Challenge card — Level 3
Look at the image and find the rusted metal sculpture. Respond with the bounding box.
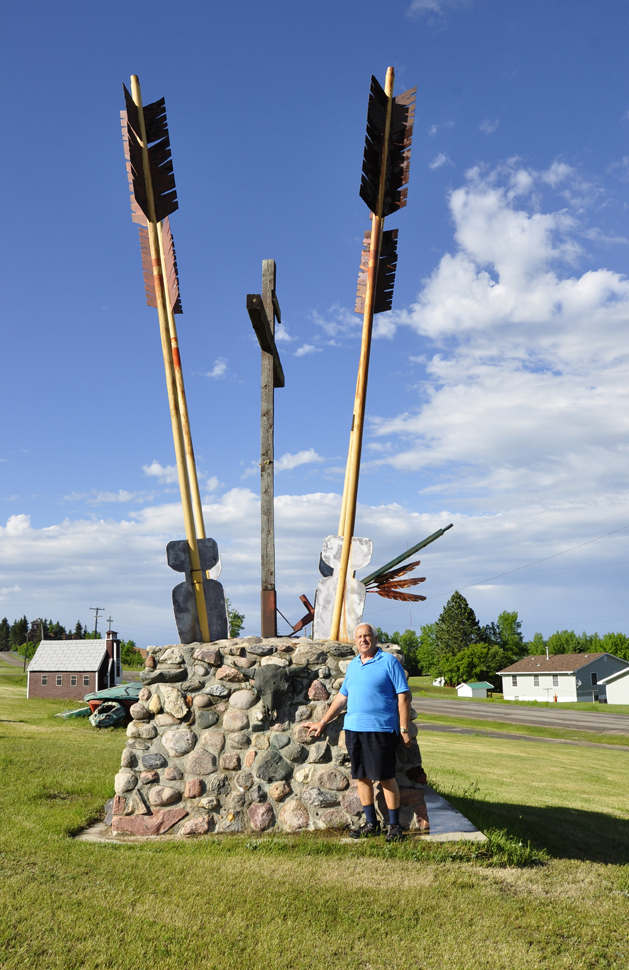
[120,75,226,642]
[329,68,416,641]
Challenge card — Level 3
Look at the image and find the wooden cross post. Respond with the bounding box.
[247,261,285,638]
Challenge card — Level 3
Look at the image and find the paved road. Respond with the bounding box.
[412,698,629,735]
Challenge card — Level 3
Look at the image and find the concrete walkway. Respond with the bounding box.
[413,697,629,735]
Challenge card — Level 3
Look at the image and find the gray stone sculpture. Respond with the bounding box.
[313,536,373,641]
[253,663,308,720]
[166,538,229,644]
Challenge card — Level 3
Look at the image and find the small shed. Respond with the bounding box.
[27,631,121,701]
[456,681,494,698]
[599,666,629,705]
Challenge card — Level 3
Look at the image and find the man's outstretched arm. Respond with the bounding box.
[304,692,348,737]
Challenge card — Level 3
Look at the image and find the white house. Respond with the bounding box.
[599,666,629,705]
[456,681,494,698]
[498,653,629,703]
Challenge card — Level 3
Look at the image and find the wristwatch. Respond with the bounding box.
[400,728,409,734]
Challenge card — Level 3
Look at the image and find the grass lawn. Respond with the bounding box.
[1,675,628,970]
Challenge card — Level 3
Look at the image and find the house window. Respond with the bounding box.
[70,675,77,686]
[591,672,598,686]
[552,675,559,687]
[511,675,518,687]
[41,675,48,686]
[83,675,90,686]
[533,675,539,687]
[56,675,62,686]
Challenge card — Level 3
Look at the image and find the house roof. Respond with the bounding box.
[28,640,108,673]
[599,667,629,686]
[498,653,614,675]
[457,682,494,689]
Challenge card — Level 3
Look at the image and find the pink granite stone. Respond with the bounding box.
[308,680,329,701]
[248,801,274,831]
[184,778,204,798]
[112,808,187,835]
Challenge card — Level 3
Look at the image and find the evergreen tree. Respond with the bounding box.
[9,616,28,649]
[74,621,84,639]
[0,617,9,651]
[434,592,482,663]
[47,620,66,639]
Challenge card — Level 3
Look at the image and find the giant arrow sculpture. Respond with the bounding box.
[329,67,416,641]
[120,75,227,643]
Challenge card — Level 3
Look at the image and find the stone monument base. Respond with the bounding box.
[111,637,429,836]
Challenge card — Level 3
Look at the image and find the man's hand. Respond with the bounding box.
[400,730,412,747]
[304,721,326,737]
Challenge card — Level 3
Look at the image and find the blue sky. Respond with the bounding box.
[2,0,629,645]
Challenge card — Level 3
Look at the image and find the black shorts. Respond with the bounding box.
[344,729,399,781]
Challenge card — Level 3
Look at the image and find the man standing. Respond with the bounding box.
[306,622,412,841]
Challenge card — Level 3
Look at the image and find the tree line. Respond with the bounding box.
[377,590,629,686]
[0,600,246,667]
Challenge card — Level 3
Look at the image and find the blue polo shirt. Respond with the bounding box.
[339,648,409,732]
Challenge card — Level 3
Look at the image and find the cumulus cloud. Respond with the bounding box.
[275,324,293,342]
[275,449,325,472]
[368,160,629,515]
[295,344,321,357]
[142,461,178,484]
[205,358,228,379]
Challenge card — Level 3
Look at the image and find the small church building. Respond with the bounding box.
[27,630,122,701]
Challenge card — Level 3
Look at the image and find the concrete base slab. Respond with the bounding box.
[419,786,487,842]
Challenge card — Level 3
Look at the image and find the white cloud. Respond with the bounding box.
[64,490,151,505]
[428,121,455,137]
[366,160,629,517]
[0,584,21,598]
[205,358,228,379]
[275,324,293,342]
[295,344,321,357]
[275,449,325,472]
[143,461,178,484]
[312,304,360,340]
[204,476,220,493]
[480,117,500,134]
[429,153,453,170]
[409,0,469,14]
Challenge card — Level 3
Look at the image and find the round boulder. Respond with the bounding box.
[162,729,196,757]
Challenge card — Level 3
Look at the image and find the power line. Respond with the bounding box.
[366,520,629,616]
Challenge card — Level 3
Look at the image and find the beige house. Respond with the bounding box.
[599,666,629,705]
[498,652,628,703]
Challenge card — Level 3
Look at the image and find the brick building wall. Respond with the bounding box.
[28,670,98,701]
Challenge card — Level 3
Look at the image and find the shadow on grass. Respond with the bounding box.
[445,792,629,864]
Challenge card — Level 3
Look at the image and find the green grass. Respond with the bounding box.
[413,710,629,747]
[1,691,629,969]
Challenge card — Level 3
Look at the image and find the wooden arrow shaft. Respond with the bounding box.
[330,66,395,643]
[156,226,207,542]
[130,75,210,643]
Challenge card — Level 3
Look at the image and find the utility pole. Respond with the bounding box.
[247,261,285,637]
[90,607,105,636]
